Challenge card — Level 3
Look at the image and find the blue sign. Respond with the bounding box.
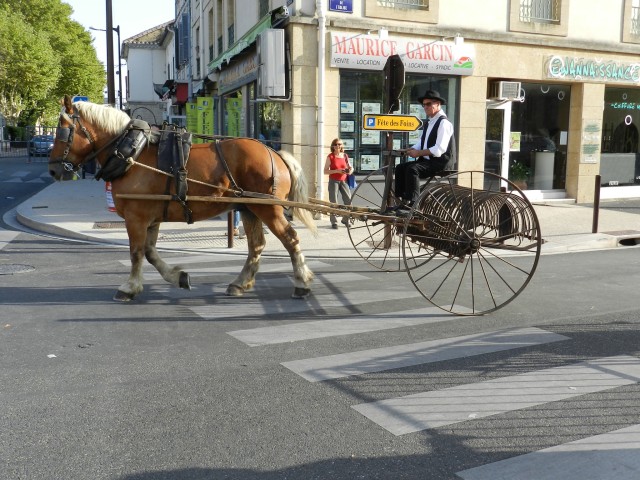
[329,0,353,13]
[72,95,89,102]
[366,117,375,127]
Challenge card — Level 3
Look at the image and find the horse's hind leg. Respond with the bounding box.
[262,207,314,299]
[226,212,263,297]
[143,223,191,290]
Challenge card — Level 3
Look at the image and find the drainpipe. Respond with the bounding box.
[316,0,326,201]
[199,0,204,81]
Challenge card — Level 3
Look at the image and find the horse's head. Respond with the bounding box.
[49,95,131,180]
[48,95,96,180]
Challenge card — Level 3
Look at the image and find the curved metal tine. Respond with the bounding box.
[422,175,476,241]
[405,238,463,284]
[479,193,539,245]
[402,236,440,270]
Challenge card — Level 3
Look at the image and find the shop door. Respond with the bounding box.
[485,101,511,187]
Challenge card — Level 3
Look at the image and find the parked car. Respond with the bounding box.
[29,134,54,156]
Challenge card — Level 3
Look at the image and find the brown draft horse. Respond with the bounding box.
[48,95,316,301]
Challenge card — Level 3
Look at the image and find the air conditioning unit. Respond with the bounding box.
[491,81,521,101]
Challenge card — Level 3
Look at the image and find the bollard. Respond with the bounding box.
[592,174,601,233]
[105,182,117,212]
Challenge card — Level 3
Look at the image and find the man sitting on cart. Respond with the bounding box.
[392,89,456,211]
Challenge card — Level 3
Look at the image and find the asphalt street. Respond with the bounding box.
[2,156,640,479]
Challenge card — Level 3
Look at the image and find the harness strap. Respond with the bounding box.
[214,140,243,197]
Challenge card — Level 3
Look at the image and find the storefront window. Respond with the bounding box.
[339,70,458,172]
[509,83,570,190]
[256,101,282,150]
[601,87,640,187]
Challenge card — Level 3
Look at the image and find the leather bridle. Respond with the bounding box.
[49,106,96,173]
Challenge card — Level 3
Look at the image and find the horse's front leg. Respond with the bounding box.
[144,223,191,290]
[114,219,148,301]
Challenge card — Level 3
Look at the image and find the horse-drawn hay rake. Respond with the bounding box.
[49,96,541,316]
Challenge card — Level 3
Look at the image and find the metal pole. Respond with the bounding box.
[115,25,123,109]
[592,174,601,233]
[105,0,116,107]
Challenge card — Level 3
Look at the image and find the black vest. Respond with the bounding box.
[422,115,457,170]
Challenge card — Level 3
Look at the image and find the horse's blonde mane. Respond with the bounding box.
[74,101,131,134]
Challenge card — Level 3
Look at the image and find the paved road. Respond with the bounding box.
[0,156,53,230]
[2,225,640,479]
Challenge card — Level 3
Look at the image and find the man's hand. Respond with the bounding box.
[406,148,421,158]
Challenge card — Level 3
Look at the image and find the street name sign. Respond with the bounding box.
[363,114,422,132]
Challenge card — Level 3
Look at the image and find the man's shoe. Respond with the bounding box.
[383,202,412,215]
[331,223,338,229]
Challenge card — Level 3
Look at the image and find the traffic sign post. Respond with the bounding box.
[363,114,422,132]
[379,54,408,225]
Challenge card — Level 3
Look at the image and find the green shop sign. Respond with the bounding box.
[547,55,640,84]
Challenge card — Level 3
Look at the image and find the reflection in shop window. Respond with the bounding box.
[601,88,640,187]
[509,83,570,190]
[257,102,282,151]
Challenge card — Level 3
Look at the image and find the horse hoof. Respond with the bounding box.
[291,287,311,299]
[179,271,191,290]
[114,290,135,302]
[226,284,245,297]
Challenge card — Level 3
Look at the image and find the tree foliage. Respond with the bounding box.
[0,0,105,126]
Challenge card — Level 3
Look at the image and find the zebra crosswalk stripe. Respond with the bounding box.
[352,355,640,435]
[229,306,453,346]
[194,287,421,322]
[281,327,569,382]
[0,230,20,250]
[456,423,640,480]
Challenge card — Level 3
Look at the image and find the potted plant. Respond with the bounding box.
[510,161,531,189]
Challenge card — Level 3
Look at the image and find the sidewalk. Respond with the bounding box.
[15,179,640,257]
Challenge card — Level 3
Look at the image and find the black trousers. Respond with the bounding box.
[394,157,447,202]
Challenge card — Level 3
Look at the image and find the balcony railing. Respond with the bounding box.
[519,0,560,24]
[632,6,640,36]
[377,0,429,9]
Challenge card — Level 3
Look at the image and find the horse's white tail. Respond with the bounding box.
[278,150,318,236]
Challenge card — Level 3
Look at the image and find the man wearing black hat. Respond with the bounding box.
[393,89,455,209]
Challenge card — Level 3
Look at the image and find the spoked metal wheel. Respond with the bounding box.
[347,166,404,271]
[347,166,435,272]
[402,171,542,315]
